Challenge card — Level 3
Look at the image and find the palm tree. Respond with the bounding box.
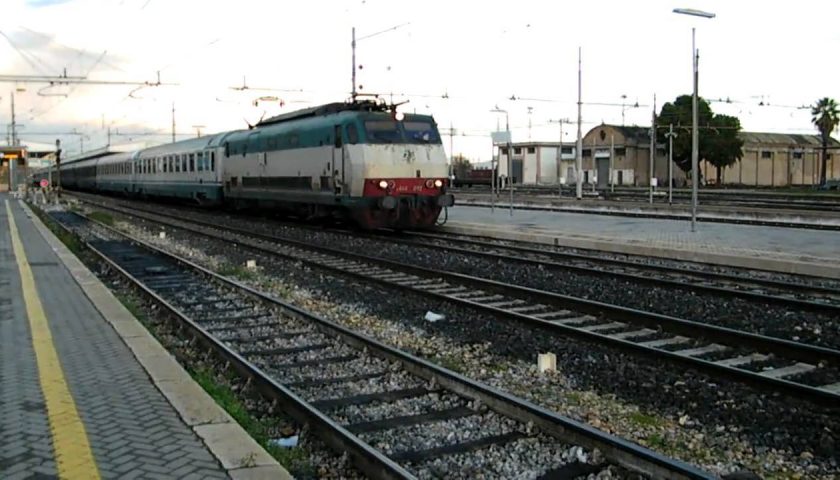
[811,97,839,186]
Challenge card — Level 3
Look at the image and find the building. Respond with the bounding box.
[701,132,840,186]
[497,125,683,188]
[496,125,839,188]
[0,140,59,191]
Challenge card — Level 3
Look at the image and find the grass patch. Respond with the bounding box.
[219,264,257,281]
[87,210,115,226]
[629,410,663,428]
[435,354,466,372]
[28,203,85,255]
[191,368,313,475]
[645,433,668,449]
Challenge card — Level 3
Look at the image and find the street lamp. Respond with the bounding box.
[490,107,513,216]
[673,7,715,232]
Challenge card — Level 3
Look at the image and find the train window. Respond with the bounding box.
[210,152,215,171]
[365,120,399,143]
[289,134,299,148]
[224,142,230,157]
[403,121,441,144]
[347,124,359,144]
[182,156,187,172]
[195,153,201,172]
[189,154,195,172]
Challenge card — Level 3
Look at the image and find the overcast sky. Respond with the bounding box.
[2,0,839,160]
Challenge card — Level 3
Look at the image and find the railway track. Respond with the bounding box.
[42,207,712,480]
[71,196,840,407]
[371,231,840,313]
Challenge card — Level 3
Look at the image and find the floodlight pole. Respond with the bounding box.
[691,28,698,230]
[576,47,583,200]
[673,7,715,231]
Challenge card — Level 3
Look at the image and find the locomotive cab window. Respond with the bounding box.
[403,121,441,144]
[365,120,401,143]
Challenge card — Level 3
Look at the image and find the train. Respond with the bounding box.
[32,100,454,229]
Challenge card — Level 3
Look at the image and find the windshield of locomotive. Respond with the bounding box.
[403,121,441,144]
[364,119,442,145]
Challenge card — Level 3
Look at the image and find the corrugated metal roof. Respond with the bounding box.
[739,131,840,147]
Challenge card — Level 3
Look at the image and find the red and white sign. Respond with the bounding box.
[40,179,49,188]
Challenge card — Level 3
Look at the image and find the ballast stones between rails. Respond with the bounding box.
[70,235,618,478]
[68,201,840,402]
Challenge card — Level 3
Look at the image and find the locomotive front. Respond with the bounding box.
[348,111,454,229]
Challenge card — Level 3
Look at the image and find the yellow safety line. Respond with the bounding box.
[5,200,101,480]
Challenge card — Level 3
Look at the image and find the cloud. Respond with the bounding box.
[25,0,72,7]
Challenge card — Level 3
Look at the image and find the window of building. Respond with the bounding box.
[793,151,803,159]
[500,148,509,155]
[527,147,536,154]
[615,147,626,156]
[561,146,573,154]
[582,149,591,158]
[514,147,522,155]
[761,151,772,159]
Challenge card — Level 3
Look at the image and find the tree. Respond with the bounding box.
[811,97,839,186]
[451,154,472,179]
[656,95,743,185]
[706,114,744,185]
[655,95,714,175]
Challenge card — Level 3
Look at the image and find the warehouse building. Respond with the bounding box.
[497,125,839,187]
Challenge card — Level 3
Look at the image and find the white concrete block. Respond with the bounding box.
[159,231,166,239]
[246,260,257,270]
[538,353,556,373]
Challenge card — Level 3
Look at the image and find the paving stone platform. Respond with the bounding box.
[443,205,840,279]
[0,194,290,480]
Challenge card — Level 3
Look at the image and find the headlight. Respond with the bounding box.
[434,179,444,188]
[378,180,388,189]
[424,179,434,188]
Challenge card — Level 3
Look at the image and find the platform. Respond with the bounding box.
[443,205,840,279]
[0,194,289,479]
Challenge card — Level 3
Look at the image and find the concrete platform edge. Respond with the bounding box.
[20,201,292,480]
[440,222,840,280]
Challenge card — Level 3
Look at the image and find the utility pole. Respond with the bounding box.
[549,119,570,196]
[610,133,615,193]
[351,27,357,101]
[171,102,176,143]
[576,47,583,200]
[649,94,656,204]
[10,91,18,146]
[55,138,61,195]
[666,123,677,205]
[107,127,111,147]
[527,106,533,140]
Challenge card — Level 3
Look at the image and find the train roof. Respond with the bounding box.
[256,100,393,127]
[138,134,229,157]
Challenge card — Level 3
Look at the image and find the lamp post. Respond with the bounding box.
[490,108,513,216]
[673,7,715,232]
